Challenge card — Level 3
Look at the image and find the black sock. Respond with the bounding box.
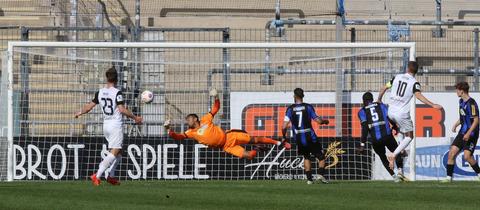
[471,163,480,174]
[447,164,454,177]
[387,168,395,176]
[318,167,325,176]
[305,170,313,181]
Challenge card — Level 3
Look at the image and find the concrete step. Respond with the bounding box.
[28,123,85,136]
[0,16,53,26]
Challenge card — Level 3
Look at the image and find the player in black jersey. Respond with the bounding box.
[357,92,405,182]
[282,88,330,184]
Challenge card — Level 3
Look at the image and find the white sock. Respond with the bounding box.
[96,153,116,178]
[106,156,121,178]
[396,133,404,143]
[398,168,403,175]
[393,137,412,156]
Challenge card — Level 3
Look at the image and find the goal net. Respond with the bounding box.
[0,42,415,181]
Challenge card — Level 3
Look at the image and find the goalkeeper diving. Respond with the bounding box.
[164,89,291,159]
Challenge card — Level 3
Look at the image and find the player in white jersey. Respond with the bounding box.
[378,61,443,170]
[75,67,143,186]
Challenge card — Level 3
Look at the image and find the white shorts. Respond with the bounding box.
[388,110,413,133]
[103,124,124,149]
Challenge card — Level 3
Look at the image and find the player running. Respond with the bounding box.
[164,89,291,159]
[378,61,443,169]
[357,92,406,182]
[441,82,480,183]
[75,67,143,186]
[281,88,330,185]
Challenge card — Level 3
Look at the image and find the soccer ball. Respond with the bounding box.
[141,90,154,103]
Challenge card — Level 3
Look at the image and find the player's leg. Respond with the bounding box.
[106,153,121,178]
[298,144,313,184]
[105,148,122,185]
[463,137,480,180]
[442,134,462,182]
[105,127,123,185]
[314,148,328,184]
[224,131,261,159]
[388,115,414,169]
[224,145,256,159]
[304,157,314,184]
[385,135,404,175]
[91,126,122,186]
[304,140,328,184]
[372,141,395,177]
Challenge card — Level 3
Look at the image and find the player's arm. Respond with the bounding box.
[360,122,369,146]
[117,105,143,124]
[74,102,97,118]
[163,119,188,140]
[377,76,394,102]
[308,105,329,125]
[281,121,290,142]
[281,108,293,143]
[452,119,461,133]
[464,117,478,141]
[463,103,479,140]
[115,91,143,124]
[313,117,329,125]
[75,91,99,118]
[356,109,368,154]
[209,89,220,116]
[412,82,442,109]
[414,92,443,109]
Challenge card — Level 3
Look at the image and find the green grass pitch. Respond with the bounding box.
[1,180,479,210]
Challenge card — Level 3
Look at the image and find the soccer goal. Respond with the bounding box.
[0,41,416,182]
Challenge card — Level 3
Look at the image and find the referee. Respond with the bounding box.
[281,88,330,184]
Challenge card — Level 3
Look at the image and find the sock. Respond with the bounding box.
[396,133,404,142]
[107,156,121,178]
[305,170,313,181]
[447,164,454,177]
[96,153,116,178]
[471,162,480,174]
[395,155,404,169]
[398,167,403,175]
[393,137,412,156]
[379,155,394,175]
[318,167,326,176]
[255,137,280,145]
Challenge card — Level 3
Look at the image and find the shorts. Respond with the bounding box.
[451,133,478,153]
[388,110,413,133]
[297,140,325,161]
[223,130,251,158]
[103,124,124,149]
[371,135,399,155]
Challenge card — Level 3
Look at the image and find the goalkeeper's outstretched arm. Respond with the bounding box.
[164,119,187,140]
[209,89,220,116]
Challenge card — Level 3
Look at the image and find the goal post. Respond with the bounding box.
[3,41,416,181]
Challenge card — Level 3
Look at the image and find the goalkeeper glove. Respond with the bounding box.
[163,119,171,130]
[209,88,218,97]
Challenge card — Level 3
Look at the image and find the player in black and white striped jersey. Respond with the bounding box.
[75,67,143,186]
